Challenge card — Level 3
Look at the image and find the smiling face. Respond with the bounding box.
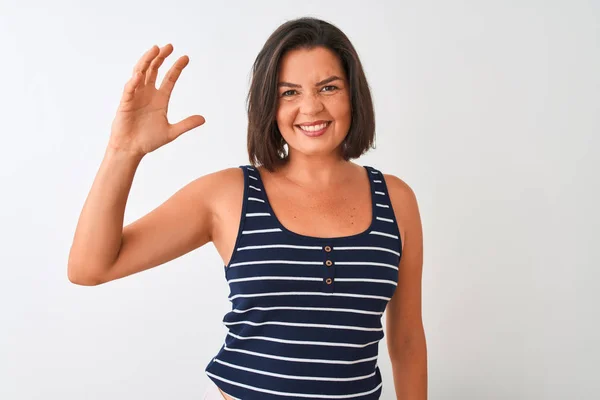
[275,46,352,159]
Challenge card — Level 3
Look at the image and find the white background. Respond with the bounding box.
[1,0,598,399]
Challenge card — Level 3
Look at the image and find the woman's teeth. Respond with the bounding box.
[298,122,329,132]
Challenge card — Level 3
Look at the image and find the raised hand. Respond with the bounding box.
[108,44,205,157]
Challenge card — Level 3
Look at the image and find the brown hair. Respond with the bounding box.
[247,17,376,171]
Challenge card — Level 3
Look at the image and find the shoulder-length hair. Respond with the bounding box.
[247,17,376,171]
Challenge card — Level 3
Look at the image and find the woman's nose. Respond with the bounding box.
[299,93,324,115]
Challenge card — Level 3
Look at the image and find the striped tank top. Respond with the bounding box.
[205,164,402,399]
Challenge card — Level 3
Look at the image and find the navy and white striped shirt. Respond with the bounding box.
[205,164,402,399]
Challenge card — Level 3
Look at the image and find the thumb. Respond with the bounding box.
[168,115,206,140]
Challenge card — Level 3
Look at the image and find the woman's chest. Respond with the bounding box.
[211,175,375,267]
[266,185,373,237]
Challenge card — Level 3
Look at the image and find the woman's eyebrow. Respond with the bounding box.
[277,75,343,88]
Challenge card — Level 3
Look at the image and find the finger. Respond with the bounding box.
[132,45,160,83]
[146,44,174,86]
[168,115,206,140]
[121,71,143,104]
[158,55,189,98]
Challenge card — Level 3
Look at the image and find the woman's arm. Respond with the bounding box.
[385,174,427,399]
[67,147,220,286]
[67,147,144,284]
[67,44,208,285]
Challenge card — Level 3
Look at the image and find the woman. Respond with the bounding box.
[68,17,427,400]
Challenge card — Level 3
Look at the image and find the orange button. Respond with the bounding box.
[325,260,333,267]
[324,246,332,252]
[325,278,333,284]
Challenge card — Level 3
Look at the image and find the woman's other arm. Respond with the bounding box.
[385,174,428,399]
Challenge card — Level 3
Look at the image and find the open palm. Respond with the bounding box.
[109,44,205,156]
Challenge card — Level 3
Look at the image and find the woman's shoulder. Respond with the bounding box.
[197,165,245,194]
[182,166,245,231]
[381,171,416,200]
[180,166,245,212]
[379,170,420,239]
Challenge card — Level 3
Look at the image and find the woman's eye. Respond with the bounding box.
[281,86,338,97]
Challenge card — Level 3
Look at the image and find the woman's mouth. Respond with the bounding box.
[295,121,331,137]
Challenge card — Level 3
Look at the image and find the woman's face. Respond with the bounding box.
[275,46,351,159]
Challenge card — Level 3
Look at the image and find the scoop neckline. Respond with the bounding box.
[252,165,376,242]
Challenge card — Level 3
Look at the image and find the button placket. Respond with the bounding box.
[323,245,335,292]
